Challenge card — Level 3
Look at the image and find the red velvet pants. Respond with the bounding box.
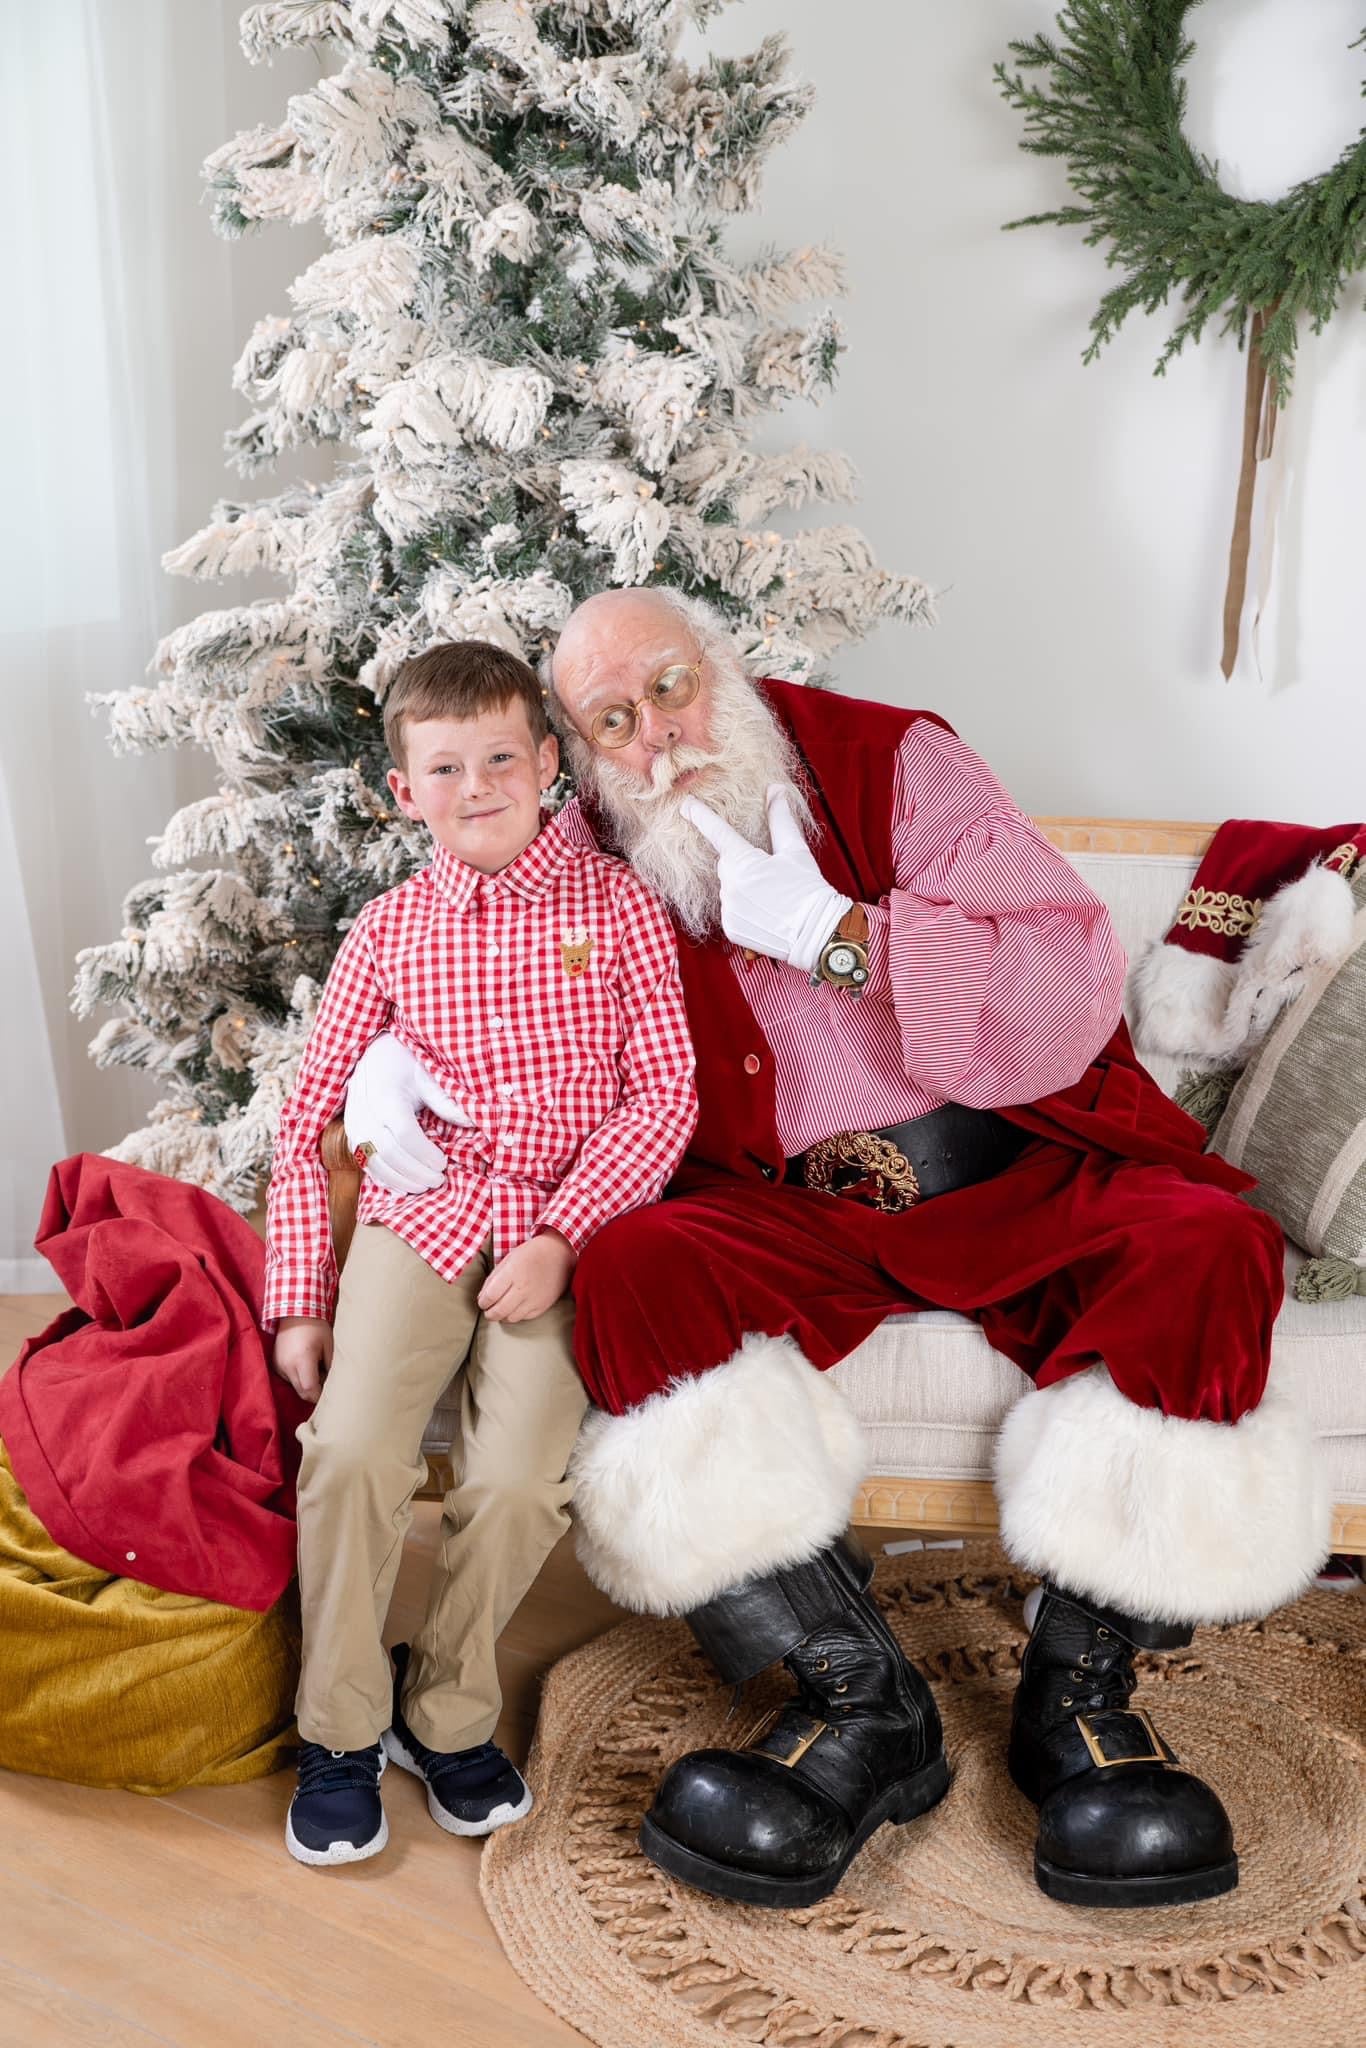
[571,1138,1284,1424]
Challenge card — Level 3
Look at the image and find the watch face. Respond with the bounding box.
[826,943,859,976]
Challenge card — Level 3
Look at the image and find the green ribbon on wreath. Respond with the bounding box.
[996,3,1366,678]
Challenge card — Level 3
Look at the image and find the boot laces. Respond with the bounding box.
[787,1620,906,1721]
[1074,1641,1137,1714]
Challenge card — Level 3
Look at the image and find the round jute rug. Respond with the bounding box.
[480,1541,1366,2048]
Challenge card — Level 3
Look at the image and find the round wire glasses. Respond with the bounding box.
[589,662,701,749]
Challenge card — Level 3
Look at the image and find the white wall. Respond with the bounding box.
[690,0,1366,818]
[2,5,326,1173]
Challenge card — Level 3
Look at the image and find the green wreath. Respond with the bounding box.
[994,3,1366,401]
[995,3,1366,673]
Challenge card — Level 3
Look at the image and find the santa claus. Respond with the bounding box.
[346,587,1326,1912]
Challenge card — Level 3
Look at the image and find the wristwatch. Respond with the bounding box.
[811,903,870,993]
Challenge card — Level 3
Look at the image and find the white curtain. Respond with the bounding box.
[0,4,321,1287]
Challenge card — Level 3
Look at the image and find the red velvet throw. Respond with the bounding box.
[0,1155,310,1611]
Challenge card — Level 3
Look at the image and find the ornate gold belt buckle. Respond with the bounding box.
[1074,1705,1172,1769]
[801,1130,921,1213]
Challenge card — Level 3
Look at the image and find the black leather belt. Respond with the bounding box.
[784,1104,1030,1213]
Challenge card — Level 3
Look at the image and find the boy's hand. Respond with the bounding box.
[477,1231,577,1324]
[272,1317,334,1403]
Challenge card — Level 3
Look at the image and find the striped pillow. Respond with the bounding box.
[1211,864,1366,1263]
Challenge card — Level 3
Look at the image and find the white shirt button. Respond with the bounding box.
[490,1015,503,1029]
[488,943,500,957]
[498,1084,516,1098]
[125,1550,137,1562]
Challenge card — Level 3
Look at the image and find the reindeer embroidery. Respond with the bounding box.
[560,927,593,977]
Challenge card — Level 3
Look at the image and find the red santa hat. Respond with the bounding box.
[1128,818,1362,1068]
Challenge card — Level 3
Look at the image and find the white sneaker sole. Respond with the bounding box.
[382,1728,534,1837]
[285,1807,389,1867]
[285,1751,388,1867]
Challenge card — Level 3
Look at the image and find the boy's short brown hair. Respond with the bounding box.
[383,640,550,770]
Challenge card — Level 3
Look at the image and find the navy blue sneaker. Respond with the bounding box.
[285,1740,388,1867]
[382,1642,533,1838]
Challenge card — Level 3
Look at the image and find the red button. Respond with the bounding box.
[743,1054,761,1075]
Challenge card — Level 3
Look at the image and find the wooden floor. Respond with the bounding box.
[0,1295,923,2048]
[0,1294,627,2048]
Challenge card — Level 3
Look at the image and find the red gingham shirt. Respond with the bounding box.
[263,815,697,1327]
[559,718,1124,1153]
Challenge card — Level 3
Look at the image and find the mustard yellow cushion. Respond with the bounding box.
[0,1442,299,1795]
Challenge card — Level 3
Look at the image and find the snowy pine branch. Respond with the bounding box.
[84,0,932,1202]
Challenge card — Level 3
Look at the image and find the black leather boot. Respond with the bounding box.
[639,1534,949,1907]
[1008,1582,1238,1907]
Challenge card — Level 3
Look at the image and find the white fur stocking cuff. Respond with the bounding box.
[568,1333,867,1615]
[993,1363,1330,1627]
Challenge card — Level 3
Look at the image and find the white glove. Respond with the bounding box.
[343,1031,471,1195]
[681,783,852,973]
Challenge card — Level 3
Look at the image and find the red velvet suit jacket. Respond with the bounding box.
[602,679,1252,1200]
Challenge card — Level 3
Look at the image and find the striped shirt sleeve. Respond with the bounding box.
[883,721,1126,1107]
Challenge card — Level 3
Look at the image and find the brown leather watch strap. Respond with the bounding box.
[835,903,869,945]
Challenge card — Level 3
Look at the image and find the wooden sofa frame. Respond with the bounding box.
[319,819,1366,1554]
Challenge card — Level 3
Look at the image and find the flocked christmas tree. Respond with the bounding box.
[73,0,933,1210]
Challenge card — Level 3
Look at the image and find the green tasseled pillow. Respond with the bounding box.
[1192,866,1366,1304]
[1174,1068,1239,1134]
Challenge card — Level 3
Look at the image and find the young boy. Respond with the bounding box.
[264,640,697,1868]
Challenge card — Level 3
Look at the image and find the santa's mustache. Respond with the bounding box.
[613,744,720,804]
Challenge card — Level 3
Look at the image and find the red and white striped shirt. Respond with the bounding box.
[263,815,697,1327]
[560,719,1125,1156]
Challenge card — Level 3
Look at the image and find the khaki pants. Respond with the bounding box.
[293,1224,587,1753]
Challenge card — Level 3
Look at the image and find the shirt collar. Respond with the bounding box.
[428,812,576,912]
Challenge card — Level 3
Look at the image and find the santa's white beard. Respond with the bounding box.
[564,665,813,937]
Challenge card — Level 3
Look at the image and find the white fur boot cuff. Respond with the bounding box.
[993,1363,1330,1627]
[568,1333,867,1615]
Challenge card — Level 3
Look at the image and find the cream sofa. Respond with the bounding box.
[393,820,1366,1552]
[836,821,1366,1555]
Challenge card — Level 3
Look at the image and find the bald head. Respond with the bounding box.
[550,588,702,730]
[553,587,683,673]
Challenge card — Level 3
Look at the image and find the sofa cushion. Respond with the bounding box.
[831,1245,1366,1502]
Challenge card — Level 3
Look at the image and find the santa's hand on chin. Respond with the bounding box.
[680,783,851,971]
[344,1031,469,1194]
